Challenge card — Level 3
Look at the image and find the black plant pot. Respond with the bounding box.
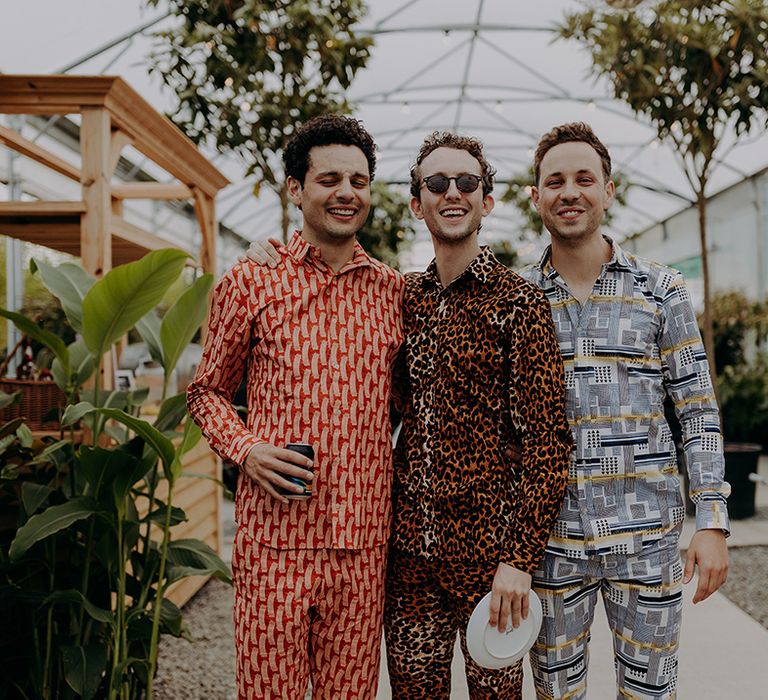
[682,442,762,520]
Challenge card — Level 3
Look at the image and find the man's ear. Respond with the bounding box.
[603,179,616,210]
[287,176,303,206]
[410,196,425,221]
[530,185,540,211]
[482,194,495,217]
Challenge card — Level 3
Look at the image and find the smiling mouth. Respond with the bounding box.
[440,208,468,219]
[557,208,584,220]
[328,207,357,218]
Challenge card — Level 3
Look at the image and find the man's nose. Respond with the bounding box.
[561,178,580,200]
[444,180,462,199]
[336,177,355,199]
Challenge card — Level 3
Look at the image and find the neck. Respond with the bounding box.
[550,230,612,285]
[300,229,357,272]
[432,234,482,287]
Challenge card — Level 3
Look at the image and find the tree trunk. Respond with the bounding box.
[696,185,720,409]
[279,182,290,244]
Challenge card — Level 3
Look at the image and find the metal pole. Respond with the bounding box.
[4,115,25,377]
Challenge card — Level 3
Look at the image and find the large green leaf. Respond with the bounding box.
[160,273,213,376]
[62,401,98,426]
[0,308,69,376]
[135,311,163,366]
[52,339,96,392]
[9,497,101,561]
[95,408,175,472]
[170,418,202,483]
[44,590,114,626]
[165,538,232,584]
[81,249,188,359]
[154,393,188,432]
[61,643,108,700]
[31,258,95,333]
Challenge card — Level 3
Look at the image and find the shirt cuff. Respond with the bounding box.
[230,432,266,467]
[695,500,731,537]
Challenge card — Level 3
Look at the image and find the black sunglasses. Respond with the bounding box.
[422,173,483,194]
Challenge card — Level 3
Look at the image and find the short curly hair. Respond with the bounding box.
[283,114,377,184]
[534,122,611,185]
[410,132,496,199]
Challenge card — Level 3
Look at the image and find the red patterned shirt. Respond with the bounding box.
[187,231,404,550]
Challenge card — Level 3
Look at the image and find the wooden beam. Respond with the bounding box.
[111,216,193,258]
[111,182,193,200]
[109,128,133,175]
[0,124,81,182]
[0,201,85,216]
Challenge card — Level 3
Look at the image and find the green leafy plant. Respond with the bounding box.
[0,250,227,700]
[357,181,416,270]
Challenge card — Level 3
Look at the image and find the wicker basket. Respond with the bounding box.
[0,378,67,431]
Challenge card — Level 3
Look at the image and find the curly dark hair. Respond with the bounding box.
[409,131,496,199]
[282,114,377,184]
[533,122,611,185]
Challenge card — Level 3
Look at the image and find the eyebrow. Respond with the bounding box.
[544,168,598,178]
[314,170,370,179]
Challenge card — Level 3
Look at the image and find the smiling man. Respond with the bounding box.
[187,115,404,699]
[521,123,730,700]
[384,132,572,699]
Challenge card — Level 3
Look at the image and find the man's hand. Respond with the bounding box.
[238,237,283,267]
[244,443,314,504]
[684,529,728,604]
[489,563,532,632]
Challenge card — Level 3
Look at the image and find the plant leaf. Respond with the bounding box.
[21,482,51,516]
[160,273,213,376]
[82,249,188,359]
[94,409,175,472]
[154,393,188,432]
[52,339,96,392]
[135,311,164,366]
[165,538,232,584]
[30,259,95,334]
[0,308,70,376]
[0,390,21,410]
[44,590,114,626]
[170,418,202,482]
[9,497,101,561]
[62,401,97,426]
[61,643,108,700]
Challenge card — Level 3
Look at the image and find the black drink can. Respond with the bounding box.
[278,443,314,499]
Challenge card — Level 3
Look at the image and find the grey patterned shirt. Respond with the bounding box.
[519,238,730,558]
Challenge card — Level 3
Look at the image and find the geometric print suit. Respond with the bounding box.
[519,238,730,699]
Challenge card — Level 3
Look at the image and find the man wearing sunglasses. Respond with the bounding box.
[245,130,572,698]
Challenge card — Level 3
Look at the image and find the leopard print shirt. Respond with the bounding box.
[391,246,573,578]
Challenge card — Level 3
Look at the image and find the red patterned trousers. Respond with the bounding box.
[232,527,386,699]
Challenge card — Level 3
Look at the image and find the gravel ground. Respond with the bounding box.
[154,542,768,699]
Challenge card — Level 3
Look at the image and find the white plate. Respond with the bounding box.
[466,589,543,669]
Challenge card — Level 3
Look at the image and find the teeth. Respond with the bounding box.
[329,208,355,216]
[441,209,466,217]
[560,210,581,218]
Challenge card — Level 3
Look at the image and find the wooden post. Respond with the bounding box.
[80,108,113,388]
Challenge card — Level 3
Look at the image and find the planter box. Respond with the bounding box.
[0,378,66,430]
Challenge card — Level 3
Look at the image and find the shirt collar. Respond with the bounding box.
[422,245,497,289]
[287,230,372,270]
[534,234,632,280]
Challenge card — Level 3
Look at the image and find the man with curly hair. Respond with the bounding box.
[245,130,573,699]
[188,114,404,699]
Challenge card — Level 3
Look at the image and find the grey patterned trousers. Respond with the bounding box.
[530,536,683,699]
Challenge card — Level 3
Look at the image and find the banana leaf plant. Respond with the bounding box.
[0,249,225,700]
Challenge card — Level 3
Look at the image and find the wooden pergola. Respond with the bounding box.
[0,75,229,277]
[0,75,231,606]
